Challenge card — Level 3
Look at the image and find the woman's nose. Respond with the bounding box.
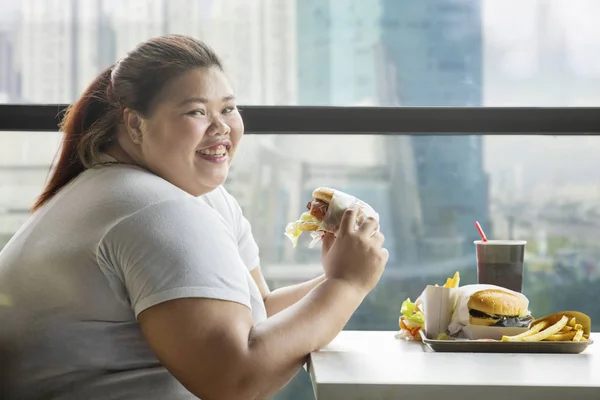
[207,118,231,136]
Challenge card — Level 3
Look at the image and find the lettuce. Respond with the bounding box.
[400,298,424,326]
[284,212,321,247]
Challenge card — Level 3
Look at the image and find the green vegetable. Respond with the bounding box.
[284,212,322,247]
[400,298,424,326]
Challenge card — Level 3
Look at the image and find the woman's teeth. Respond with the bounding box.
[199,145,226,156]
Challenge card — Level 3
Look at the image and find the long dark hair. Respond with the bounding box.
[32,35,224,212]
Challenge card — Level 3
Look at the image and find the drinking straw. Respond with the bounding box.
[475,221,488,242]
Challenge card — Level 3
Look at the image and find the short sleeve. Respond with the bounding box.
[234,206,260,272]
[97,198,252,318]
[213,188,260,271]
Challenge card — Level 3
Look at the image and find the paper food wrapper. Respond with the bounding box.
[421,285,458,340]
[422,284,530,340]
[308,190,379,248]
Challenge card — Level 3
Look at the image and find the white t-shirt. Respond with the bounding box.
[0,162,267,399]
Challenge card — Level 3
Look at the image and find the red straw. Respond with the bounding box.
[475,221,488,242]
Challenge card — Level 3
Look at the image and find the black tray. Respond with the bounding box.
[420,331,593,354]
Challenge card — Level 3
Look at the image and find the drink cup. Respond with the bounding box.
[474,240,526,293]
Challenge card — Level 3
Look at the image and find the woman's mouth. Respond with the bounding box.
[197,144,229,163]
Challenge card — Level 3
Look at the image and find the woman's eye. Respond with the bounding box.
[222,107,236,114]
[188,109,205,116]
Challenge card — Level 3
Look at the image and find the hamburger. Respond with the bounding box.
[294,187,334,233]
[467,288,533,327]
[284,187,377,247]
[448,284,533,336]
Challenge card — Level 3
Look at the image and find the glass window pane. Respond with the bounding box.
[2,131,599,321]
[3,130,600,398]
[1,0,600,106]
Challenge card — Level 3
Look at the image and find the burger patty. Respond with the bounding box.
[469,309,533,328]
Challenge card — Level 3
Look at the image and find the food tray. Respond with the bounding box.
[420,331,593,354]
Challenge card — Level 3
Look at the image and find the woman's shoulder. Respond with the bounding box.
[201,185,237,206]
[198,186,243,223]
[32,164,201,234]
[79,164,191,207]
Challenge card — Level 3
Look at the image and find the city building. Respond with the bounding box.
[381,0,490,258]
[0,5,20,103]
[292,0,490,265]
[292,0,423,266]
[20,0,78,103]
[296,0,382,106]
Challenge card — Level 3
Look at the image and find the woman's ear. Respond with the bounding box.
[122,108,145,145]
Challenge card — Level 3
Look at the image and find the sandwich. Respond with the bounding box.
[284,187,377,247]
[286,187,334,240]
[467,288,533,327]
[448,284,533,336]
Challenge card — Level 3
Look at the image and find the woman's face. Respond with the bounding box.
[125,67,243,196]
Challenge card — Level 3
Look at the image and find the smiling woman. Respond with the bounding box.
[32,35,242,207]
[107,66,242,196]
[0,35,389,400]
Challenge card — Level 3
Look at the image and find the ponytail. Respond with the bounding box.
[32,67,119,212]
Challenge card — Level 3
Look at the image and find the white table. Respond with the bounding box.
[308,331,600,400]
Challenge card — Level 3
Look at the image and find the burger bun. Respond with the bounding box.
[312,187,334,204]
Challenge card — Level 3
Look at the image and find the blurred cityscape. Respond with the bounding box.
[1,0,491,271]
[3,0,600,277]
[2,1,600,398]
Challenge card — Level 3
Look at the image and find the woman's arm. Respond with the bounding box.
[251,233,334,317]
[226,187,330,316]
[138,210,388,400]
[139,277,366,400]
[251,267,326,317]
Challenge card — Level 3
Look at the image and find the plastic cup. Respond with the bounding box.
[474,240,527,293]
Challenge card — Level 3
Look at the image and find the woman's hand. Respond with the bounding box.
[321,207,389,294]
[321,232,336,261]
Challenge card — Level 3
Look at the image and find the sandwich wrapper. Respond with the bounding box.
[422,284,530,340]
[307,190,379,248]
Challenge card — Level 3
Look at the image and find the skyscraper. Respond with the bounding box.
[203,0,297,105]
[260,0,298,105]
[20,0,78,103]
[294,0,422,266]
[110,0,164,60]
[0,1,20,103]
[19,0,109,102]
[0,30,18,103]
[381,0,489,258]
[296,0,382,106]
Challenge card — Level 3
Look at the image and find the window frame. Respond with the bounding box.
[0,104,599,134]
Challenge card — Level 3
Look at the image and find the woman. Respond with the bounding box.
[0,35,388,399]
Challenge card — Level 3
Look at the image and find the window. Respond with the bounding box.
[2,1,600,399]
[1,0,597,107]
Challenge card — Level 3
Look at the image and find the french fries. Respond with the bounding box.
[501,321,548,342]
[502,311,591,343]
[433,271,460,289]
[443,271,460,289]
[548,331,577,341]
[520,316,568,342]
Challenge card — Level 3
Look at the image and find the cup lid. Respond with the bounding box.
[474,240,527,245]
